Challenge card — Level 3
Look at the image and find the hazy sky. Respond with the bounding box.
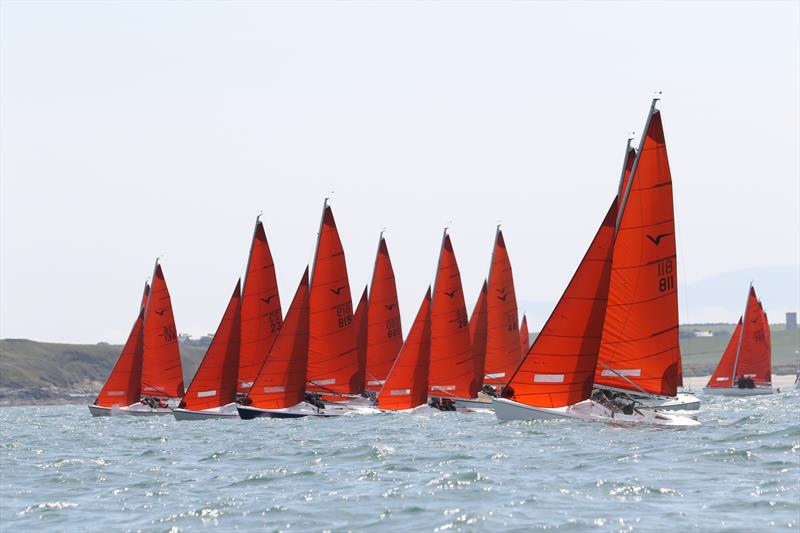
[1,1,798,344]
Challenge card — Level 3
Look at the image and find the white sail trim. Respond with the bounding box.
[239,381,254,389]
[315,378,336,386]
[107,391,125,396]
[485,372,506,379]
[197,390,217,398]
[601,368,641,377]
[367,380,385,386]
[716,377,729,381]
[534,374,565,383]
[263,386,286,393]
[431,385,455,391]
[390,389,411,396]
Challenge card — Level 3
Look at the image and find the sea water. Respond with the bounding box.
[1,391,798,532]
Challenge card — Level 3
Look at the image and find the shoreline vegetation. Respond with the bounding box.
[1,324,797,406]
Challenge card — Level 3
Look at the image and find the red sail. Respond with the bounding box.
[707,319,742,388]
[307,202,359,394]
[365,236,403,390]
[142,262,184,398]
[96,297,146,407]
[238,218,283,394]
[377,288,432,411]
[248,268,311,409]
[180,281,242,410]
[733,287,772,384]
[430,231,479,398]
[352,287,369,392]
[596,106,681,397]
[484,228,522,385]
[469,281,488,387]
[140,282,150,311]
[504,200,617,408]
[519,314,529,356]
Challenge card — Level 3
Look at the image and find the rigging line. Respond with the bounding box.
[597,361,650,396]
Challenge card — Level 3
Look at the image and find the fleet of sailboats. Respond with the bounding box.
[89,100,787,425]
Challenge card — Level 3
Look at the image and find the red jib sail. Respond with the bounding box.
[504,200,617,408]
[430,231,479,398]
[180,281,242,410]
[469,280,488,388]
[142,261,184,398]
[95,283,149,407]
[484,228,522,385]
[307,201,359,394]
[248,268,311,409]
[519,314,529,356]
[238,217,283,394]
[352,287,369,392]
[377,288,432,411]
[365,235,403,391]
[707,286,772,388]
[596,104,681,397]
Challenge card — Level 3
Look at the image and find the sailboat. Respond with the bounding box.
[493,108,698,426]
[493,198,696,426]
[593,100,700,412]
[364,234,403,392]
[704,285,774,396]
[306,199,365,406]
[238,268,353,418]
[376,288,433,412]
[429,229,481,407]
[173,281,242,420]
[238,215,283,396]
[89,260,185,416]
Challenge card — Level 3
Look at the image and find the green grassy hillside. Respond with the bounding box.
[0,339,206,391]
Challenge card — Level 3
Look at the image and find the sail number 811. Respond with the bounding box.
[657,259,675,293]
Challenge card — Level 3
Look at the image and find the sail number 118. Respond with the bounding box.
[657,259,674,293]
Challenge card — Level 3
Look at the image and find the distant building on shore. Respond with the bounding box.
[787,312,797,331]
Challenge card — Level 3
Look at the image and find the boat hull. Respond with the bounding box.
[452,397,494,411]
[173,403,240,421]
[493,398,700,426]
[237,402,348,419]
[703,386,774,396]
[88,403,172,417]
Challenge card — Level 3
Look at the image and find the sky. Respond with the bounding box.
[1,1,798,344]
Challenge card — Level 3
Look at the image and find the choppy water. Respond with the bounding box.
[1,391,798,532]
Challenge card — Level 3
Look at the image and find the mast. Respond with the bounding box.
[431,227,448,295]
[730,283,753,385]
[309,198,329,286]
[616,97,659,230]
[240,213,262,299]
[614,137,634,235]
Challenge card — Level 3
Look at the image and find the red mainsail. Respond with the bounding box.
[248,268,311,409]
[377,288,432,411]
[430,231,479,398]
[307,201,359,394]
[484,228,522,385]
[238,217,283,394]
[503,201,617,408]
[469,280,488,388]
[596,103,681,397]
[142,261,184,398]
[180,281,242,410]
[365,235,403,390]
